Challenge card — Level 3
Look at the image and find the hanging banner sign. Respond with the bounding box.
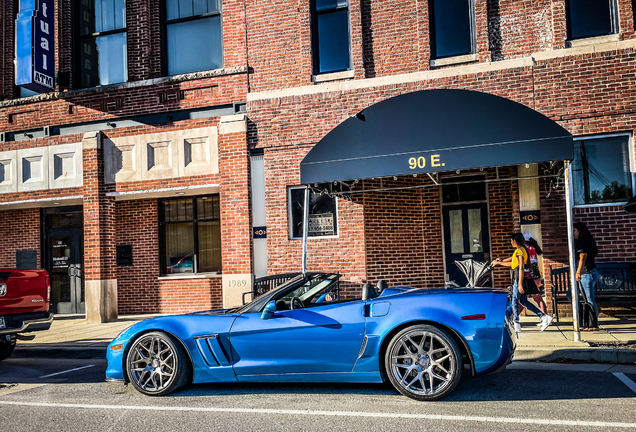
[15,0,55,93]
[520,210,541,225]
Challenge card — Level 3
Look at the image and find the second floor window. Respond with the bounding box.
[566,0,618,40]
[429,0,474,59]
[76,0,128,88]
[165,0,223,76]
[312,0,351,74]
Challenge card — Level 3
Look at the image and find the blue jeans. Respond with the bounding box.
[580,269,600,318]
[512,280,545,324]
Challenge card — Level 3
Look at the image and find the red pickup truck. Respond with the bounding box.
[0,269,53,361]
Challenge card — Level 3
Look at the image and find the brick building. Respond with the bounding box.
[1,0,635,320]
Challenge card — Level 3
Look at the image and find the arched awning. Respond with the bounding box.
[300,89,574,184]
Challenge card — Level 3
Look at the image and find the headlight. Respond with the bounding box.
[0,283,6,297]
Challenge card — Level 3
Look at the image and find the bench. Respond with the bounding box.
[549,264,636,322]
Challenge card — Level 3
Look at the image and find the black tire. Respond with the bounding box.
[0,338,16,362]
[126,332,191,396]
[384,324,462,401]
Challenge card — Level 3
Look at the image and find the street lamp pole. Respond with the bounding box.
[564,161,581,342]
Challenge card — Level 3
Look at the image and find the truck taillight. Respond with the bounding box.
[46,276,51,302]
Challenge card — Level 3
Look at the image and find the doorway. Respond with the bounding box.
[441,176,491,287]
[43,206,84,314]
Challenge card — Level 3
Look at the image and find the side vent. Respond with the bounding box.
[194,334,231,367]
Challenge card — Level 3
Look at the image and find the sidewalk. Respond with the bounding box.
[11,313,636,364]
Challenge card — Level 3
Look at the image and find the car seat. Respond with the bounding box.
[362,283,376,301]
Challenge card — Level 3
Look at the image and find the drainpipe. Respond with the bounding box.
[301,186,310,275]
[564,161,581,341]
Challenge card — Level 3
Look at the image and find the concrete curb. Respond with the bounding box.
[515,347,636,364]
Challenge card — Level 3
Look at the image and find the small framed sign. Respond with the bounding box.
[520,210,541,225]
[116,245,133,266]
[16,250,38,269]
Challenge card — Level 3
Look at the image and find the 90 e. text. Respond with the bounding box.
[408,154,445,170]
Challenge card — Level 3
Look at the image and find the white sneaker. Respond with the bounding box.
[540,315,554,331]
[536,322,543,326]
[514,323,521,333]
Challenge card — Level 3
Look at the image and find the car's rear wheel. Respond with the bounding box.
[385,324,462,401]
[126,332,190,396]
[0,338,16,362]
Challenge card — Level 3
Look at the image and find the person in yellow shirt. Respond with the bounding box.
[492,233,553,334]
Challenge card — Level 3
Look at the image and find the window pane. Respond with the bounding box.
[431,0,472,58]
[79,0,126,35]
[468,209,483,253]
[198,220,222,272]
[163,223,194,274]
[167,0,219,20]
[567,0,613,40]
[316,0,348,12]
[290,189,338,238]
[572,136,633,205]
[197,196,219,220]
[316,10,350,73]
[167,16,223,75]
[80,33,127,87]
[163,198,194,222]
[449,210,464,254]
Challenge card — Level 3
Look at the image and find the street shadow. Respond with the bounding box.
[169,368,634,401]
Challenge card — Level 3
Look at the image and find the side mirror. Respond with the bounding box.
[261,300,277,320]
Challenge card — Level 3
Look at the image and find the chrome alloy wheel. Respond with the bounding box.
[389,329,456,397]
[128,335,177,393]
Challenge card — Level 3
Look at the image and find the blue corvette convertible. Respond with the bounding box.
[106,273,515,401]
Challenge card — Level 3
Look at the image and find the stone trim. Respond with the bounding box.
[312,70,355,83]
[568,34,620,48]
[1,66,249,109]
[105,183,220,201]
[429,53,479,68]
[247,39,636,101]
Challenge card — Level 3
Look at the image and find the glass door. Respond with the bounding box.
[442,203,491,287]
[48,228,84,314]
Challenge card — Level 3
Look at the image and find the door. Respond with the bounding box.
[47,228,84,314]
[442,203,491,287]
[229,301,366,377]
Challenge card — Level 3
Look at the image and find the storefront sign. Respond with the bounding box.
[253,226,267,239]
[16,250,38,269]
[520,210,541,225]
[308,213,335,236]
[117,245,133,266]
[15,0,55,93]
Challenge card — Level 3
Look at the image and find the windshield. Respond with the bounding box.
[230,274,306,314]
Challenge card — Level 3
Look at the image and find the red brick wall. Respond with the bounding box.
[574,206,636,262]
[157,277,223,314]
[116,199,160,314]
[0,209,41,268]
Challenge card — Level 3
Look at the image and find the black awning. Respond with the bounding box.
[300,89,574,184]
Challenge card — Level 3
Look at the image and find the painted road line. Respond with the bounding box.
[613,372,636,395]
[39,365,95,379]
[0,401,634,429]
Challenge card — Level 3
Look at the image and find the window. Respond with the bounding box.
[288,188,338,239]
[566,0,618,40]
[429,0,474,59]
[164,0,223,76]
[160,195,222,275]
[572,135,634,205]
[312,0,350,74]
[76,0,128,88]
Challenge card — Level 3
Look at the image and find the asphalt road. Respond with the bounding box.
[1,358,636,431]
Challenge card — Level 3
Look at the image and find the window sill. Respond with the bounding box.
[0,66,249,109]
[573,201,628,209]
[312,70,355,83]
[567,34,619,48]
[430,53,479,68]
[158,273,222,281]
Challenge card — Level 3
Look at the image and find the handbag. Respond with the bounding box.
[531,262,541,280]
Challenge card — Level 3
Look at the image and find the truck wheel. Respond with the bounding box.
[0,338,16,362]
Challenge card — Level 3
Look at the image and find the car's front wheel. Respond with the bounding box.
[0,338,16,362]
[126,332,191,396]
[385,324,462,401]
